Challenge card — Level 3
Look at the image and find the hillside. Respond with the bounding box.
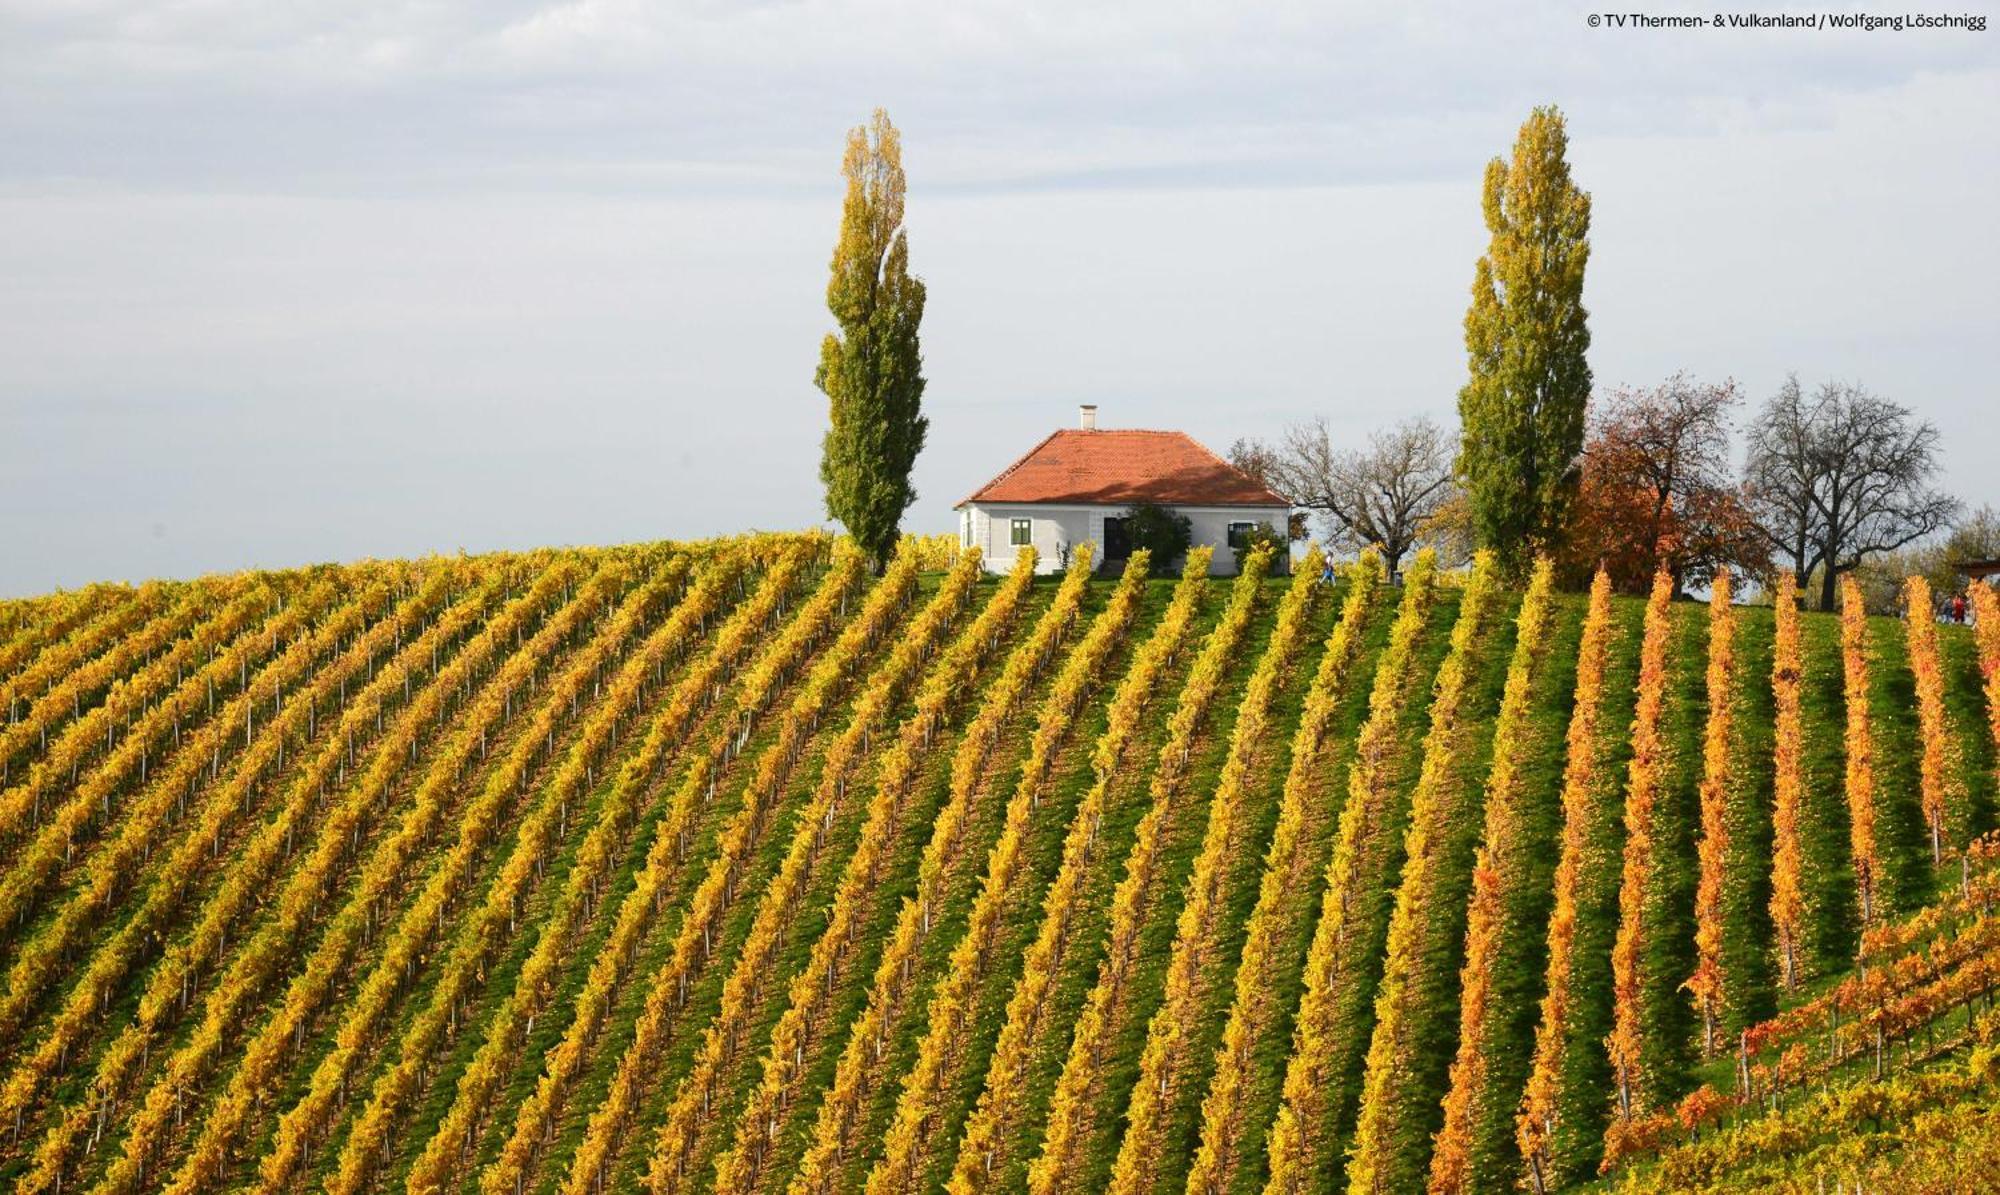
[0,534,1994,1195]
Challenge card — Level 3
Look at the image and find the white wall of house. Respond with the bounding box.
[957,502,1290,577]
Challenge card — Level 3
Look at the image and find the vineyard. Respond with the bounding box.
[0,534,1995,1194]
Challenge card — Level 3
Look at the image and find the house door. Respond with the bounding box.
[1102,516,1131,562]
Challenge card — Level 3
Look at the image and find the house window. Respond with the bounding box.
[1102,516,1131,561]
[961,510,973,548]
[1010,518,1033,547]
[1227,521,1260,550]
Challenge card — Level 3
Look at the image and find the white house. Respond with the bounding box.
[955,406,1293,577]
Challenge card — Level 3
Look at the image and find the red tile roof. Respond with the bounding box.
[958,428,1290,508]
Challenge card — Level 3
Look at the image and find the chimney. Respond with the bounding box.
[1079,404,1098,431]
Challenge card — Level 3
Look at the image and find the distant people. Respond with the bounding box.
[1951,592,1967,624]
[1320,557,1336,585]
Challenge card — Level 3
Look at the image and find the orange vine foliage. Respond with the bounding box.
[1426,558,1557,1194]
[1684,569,1735,1057]
[1840,575,1879,925]
[1606,569,1673,1128]
[1182,549,1384,1195]
[1904,575,1951,862]
[1770,571,1806,991]
[1515,568,1614,1193]
[1259,550,1440,1195]
[1347,551,1510,1195]
[1976,583,2000,788]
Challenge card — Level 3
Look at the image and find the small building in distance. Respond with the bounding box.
[1954,558,2000,588]
[955,406,1292,576]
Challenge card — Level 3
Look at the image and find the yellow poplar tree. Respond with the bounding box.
[1456,106,1593,572]
[817,109,927,572]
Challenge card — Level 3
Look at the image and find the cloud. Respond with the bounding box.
[2,0,1989,196]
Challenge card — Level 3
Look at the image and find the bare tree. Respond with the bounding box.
[1255,416,1457,578]
[1745,376,1959,611]
[1227,438,1309,541]
[1226,437,1284,489]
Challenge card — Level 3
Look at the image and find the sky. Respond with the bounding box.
[2,1,1996,596]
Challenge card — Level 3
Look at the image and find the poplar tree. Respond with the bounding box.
[1456,106,1593,572]
[817,109,927,572]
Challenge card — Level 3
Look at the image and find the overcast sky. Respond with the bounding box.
[2,2,1995,595]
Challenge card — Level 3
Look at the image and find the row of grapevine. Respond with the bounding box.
[1515,569,1616,1193]
[1347,551,1512,1192]
[1606,904,2000,1175]
[1428,558,1560,1194]
[253,549,772,1192]
[1,576,266,810]
[0,581,176,791]
[1105,544,1319,1195]
[1977,584,2000,774]
[1027,545,1269,1195]
[0,576,273,852]
[7,555,567,1194]
[1721,836,2000,1063]
[25,556,610,1191]
[0,583,133,690]
[858,549,1157,1195]
[0,571,408,1045]
[1262,549,1443,1195]
[556,548,998,1195]
[322,549,812,1195]
[431,545,925,1195]
[1185,549,1388,1195]
[946,548,1215,1194]
[89,561,675,1195]
[159,555,718,1193]
[1686,571,1739,1057]
[665,548,1077,1195]
[1644,1024,1997,1191]
[900,533,963,572]
[1905,576,1954,862]
[1770,572,1807,989]
[1839,575,1880,925]
[390,551,805,1194]
[1605,570,1676,1132]
[1857,833,2000,966]
[0,575,360,945]
[430,545,842,1195]
[0,561,497,1176]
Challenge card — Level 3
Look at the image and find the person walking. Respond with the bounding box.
[1951,591,1967,624]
